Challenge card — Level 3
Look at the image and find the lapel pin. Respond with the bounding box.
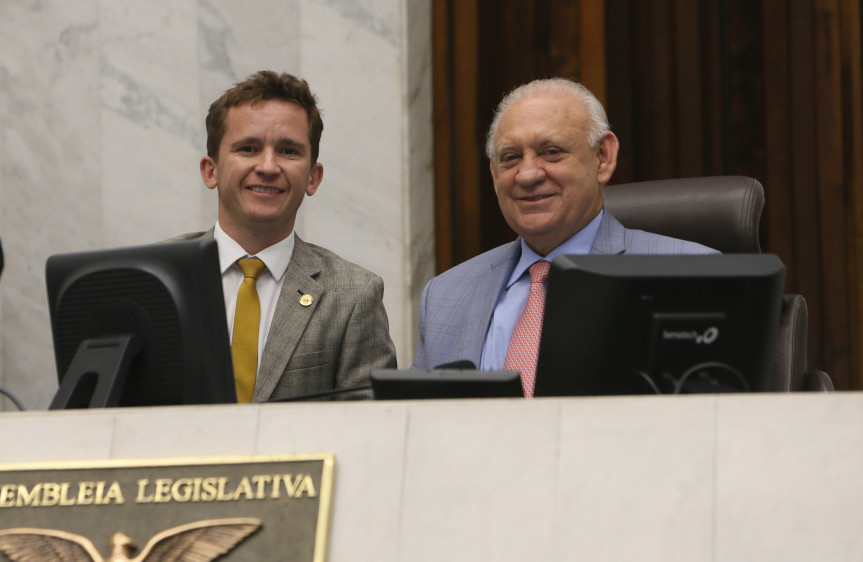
[299,294,313,307]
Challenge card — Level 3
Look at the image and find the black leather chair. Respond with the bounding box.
[604,176,833,392]
[773,295,834,391]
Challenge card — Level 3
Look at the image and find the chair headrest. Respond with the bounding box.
[603,176,764,253]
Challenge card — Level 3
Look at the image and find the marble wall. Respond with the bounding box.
[0,0,434,410]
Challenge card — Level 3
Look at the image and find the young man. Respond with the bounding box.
[174,71,396,402]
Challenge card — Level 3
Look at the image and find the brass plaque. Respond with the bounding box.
[0,454,334,561]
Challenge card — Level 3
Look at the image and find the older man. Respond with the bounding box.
[413,78,716,393]
[173,71,396,402]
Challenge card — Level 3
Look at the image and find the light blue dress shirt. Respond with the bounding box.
[480,210,604,370]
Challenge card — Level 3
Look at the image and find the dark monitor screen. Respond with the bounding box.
[46,239,236,408]
[534,254,786,396]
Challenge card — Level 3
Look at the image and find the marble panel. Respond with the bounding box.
[399,398,561,561]
[197,0,302,108]
[111,404,260,458]
[715,392,863,561]
[558,395,716,561]
[0,409,116,463]
[0,0,102,410]
[100,0,203,246]
[256,401,410,562]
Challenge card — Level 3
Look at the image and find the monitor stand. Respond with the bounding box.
[48,334,141,409]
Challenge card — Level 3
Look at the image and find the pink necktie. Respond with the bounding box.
[504,260,551,397]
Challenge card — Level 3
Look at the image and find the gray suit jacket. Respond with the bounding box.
[412,210,718,369]
[173,230,397,401]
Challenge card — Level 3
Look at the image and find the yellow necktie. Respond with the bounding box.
[233,258,267,403]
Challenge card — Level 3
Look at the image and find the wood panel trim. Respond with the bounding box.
[841,0,863,387]
[579,0,607,104]
[814,0,850,386]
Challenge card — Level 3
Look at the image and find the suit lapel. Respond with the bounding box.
[590,209,627,255]
[455,241,520,365]
[254,236,323,401]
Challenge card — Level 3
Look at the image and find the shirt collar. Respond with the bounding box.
[506,209,604,289]
[213,222,295,282]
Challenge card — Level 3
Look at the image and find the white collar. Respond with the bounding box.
[213,222,295,282]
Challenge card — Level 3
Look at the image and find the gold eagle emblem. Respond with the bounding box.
[0,516,262,561]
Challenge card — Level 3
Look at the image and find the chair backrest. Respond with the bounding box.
[773,294,834,391]
[603,176,764,253]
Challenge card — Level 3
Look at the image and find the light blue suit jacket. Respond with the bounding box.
[412,210,718,369]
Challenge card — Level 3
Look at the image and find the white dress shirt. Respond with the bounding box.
[214,222,294,375]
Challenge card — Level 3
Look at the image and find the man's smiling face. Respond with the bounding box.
[490,92,617,256]
[200,99,323,247]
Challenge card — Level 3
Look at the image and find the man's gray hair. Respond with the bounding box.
[485,78,610,161]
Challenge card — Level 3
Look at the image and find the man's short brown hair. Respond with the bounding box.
[205,70,324,163]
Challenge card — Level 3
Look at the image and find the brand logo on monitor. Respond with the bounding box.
[661,326,720,345]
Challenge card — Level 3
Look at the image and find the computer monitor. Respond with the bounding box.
[46,239,236,409]
[534,254,786,396]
